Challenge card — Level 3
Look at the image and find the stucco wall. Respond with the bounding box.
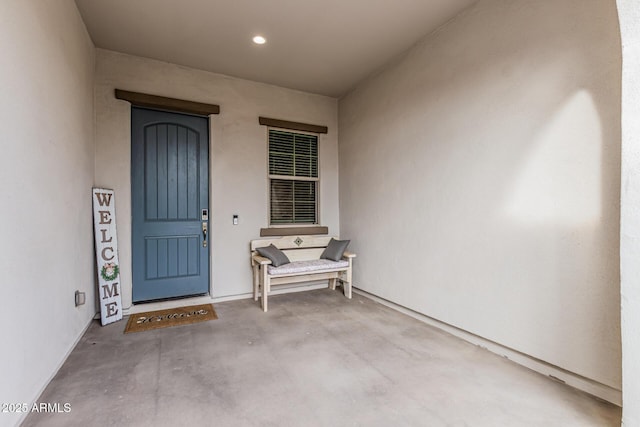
[94,49,339,307]
[339,0,622,390]
[617,0,640,423]
[0,1,95,425]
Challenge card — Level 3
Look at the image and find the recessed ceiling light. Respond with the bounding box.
[252,35,266,45]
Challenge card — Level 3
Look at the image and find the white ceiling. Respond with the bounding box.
[75,0,476,97]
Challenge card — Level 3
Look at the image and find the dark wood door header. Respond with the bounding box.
[115,89,220,116]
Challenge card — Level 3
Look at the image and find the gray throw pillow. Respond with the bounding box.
[256,244,290,267]
[321,238,350,261]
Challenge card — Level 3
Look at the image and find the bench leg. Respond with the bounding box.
[344,267,353,299]
[261,267,269,312]
[329,277,337,290]
[253,264,259,301]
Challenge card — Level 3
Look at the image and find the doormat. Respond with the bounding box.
[124,304,217,334]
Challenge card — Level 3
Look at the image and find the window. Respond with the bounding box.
[268,129,319,224]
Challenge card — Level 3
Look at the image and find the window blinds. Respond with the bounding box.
[268,130,318,224]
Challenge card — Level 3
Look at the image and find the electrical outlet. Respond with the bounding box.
[75,290,86,307]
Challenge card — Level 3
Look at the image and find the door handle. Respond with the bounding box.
[202,222,208,248]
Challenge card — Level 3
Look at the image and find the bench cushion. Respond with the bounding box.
[268,259,349,275]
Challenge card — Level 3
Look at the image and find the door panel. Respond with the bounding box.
[132,107,209,303]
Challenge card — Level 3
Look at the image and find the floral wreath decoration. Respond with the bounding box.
[101,262,120,281]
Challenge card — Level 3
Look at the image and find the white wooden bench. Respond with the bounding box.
[250,235,356,312]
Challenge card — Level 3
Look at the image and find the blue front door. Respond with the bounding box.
[131,107,209,303]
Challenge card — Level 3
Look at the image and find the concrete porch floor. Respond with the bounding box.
[24,289,620,426]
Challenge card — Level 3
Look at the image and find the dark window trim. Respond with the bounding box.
[115,89,220,116]
[259,117,328,134]
[260,226,329,237]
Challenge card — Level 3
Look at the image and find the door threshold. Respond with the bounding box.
[124,294,214,316]
[134,293,208,305]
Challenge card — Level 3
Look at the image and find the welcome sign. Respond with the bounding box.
[92,188,123,325]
